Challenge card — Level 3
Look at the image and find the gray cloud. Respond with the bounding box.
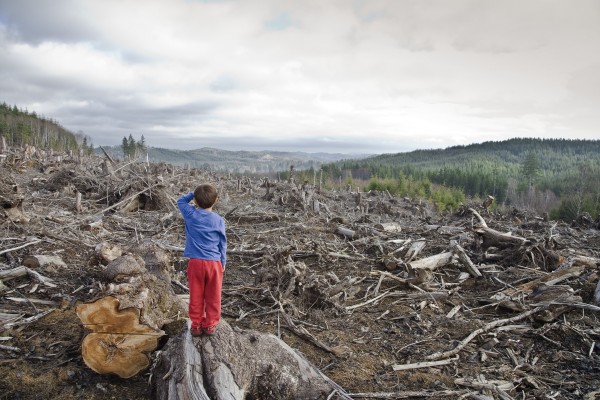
[0,0,98,44]
[0,0,598,154]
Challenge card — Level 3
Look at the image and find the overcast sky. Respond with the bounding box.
[0,0,599,154]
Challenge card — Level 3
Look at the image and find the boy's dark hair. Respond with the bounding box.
[194,184,218,209]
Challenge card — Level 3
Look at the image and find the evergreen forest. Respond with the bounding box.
[0,102,91,153]
[295,138,600,221]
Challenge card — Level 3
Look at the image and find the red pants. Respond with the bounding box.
[187,259,223,328]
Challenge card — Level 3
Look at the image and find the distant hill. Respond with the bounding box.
[336,138,600,185]
[96,145,365,174]
[316,138,600,219]
[362,137,600,171]
[0,102,91,152]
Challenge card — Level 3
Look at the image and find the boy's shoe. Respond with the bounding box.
[203,324,218,336]
[190,326,203,337]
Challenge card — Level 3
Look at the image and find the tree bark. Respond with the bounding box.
[152,319,351,400]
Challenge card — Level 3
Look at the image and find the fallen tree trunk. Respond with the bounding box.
[470,208,530,249]
[152,319,351,400]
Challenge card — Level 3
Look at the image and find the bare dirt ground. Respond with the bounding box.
[1,152,600,399]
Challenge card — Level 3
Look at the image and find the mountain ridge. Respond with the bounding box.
[96,145,369,173]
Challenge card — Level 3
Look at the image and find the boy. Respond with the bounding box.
[177,184,227,336]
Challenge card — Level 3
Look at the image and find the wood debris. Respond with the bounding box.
[1,146,600,399]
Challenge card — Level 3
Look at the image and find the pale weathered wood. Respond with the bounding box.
[0,239,41,256]
[375,222,402,233]
[94,242,123,264]
[3,309,55,329]
[572,255,600,267]
[75,191,83,213]
[346,390,464,399]
[452,243,482,277]
[0,266,57,287]
[475,225,530,248]
[152,319,352,400]
[470,207,530,249]
[392,356,458,371]
[0,266,29,280]
[495,264,587,299]
[454,378,514,396]
[404,240,426,262]
[153,322,210,400]
[408,251,454,271]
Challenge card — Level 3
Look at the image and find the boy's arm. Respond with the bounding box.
[219,220,227,268]
[177,193,195,218]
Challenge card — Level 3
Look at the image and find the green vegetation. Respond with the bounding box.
[365,175,465,212]
[0,102,91,152]
[121,134,147,159]
[313,138,600,220]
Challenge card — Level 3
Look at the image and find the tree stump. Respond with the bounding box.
[152,319,350,399]
[0,169,28,223]
[76,247,186,378]
[76,296,165,378]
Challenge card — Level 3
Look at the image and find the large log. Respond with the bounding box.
[152,319,351,400]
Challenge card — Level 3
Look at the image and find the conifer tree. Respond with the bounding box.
[521,152,540,189]
[121,136,130,158]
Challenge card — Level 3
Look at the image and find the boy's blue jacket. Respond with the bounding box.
[177,193,227,267]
